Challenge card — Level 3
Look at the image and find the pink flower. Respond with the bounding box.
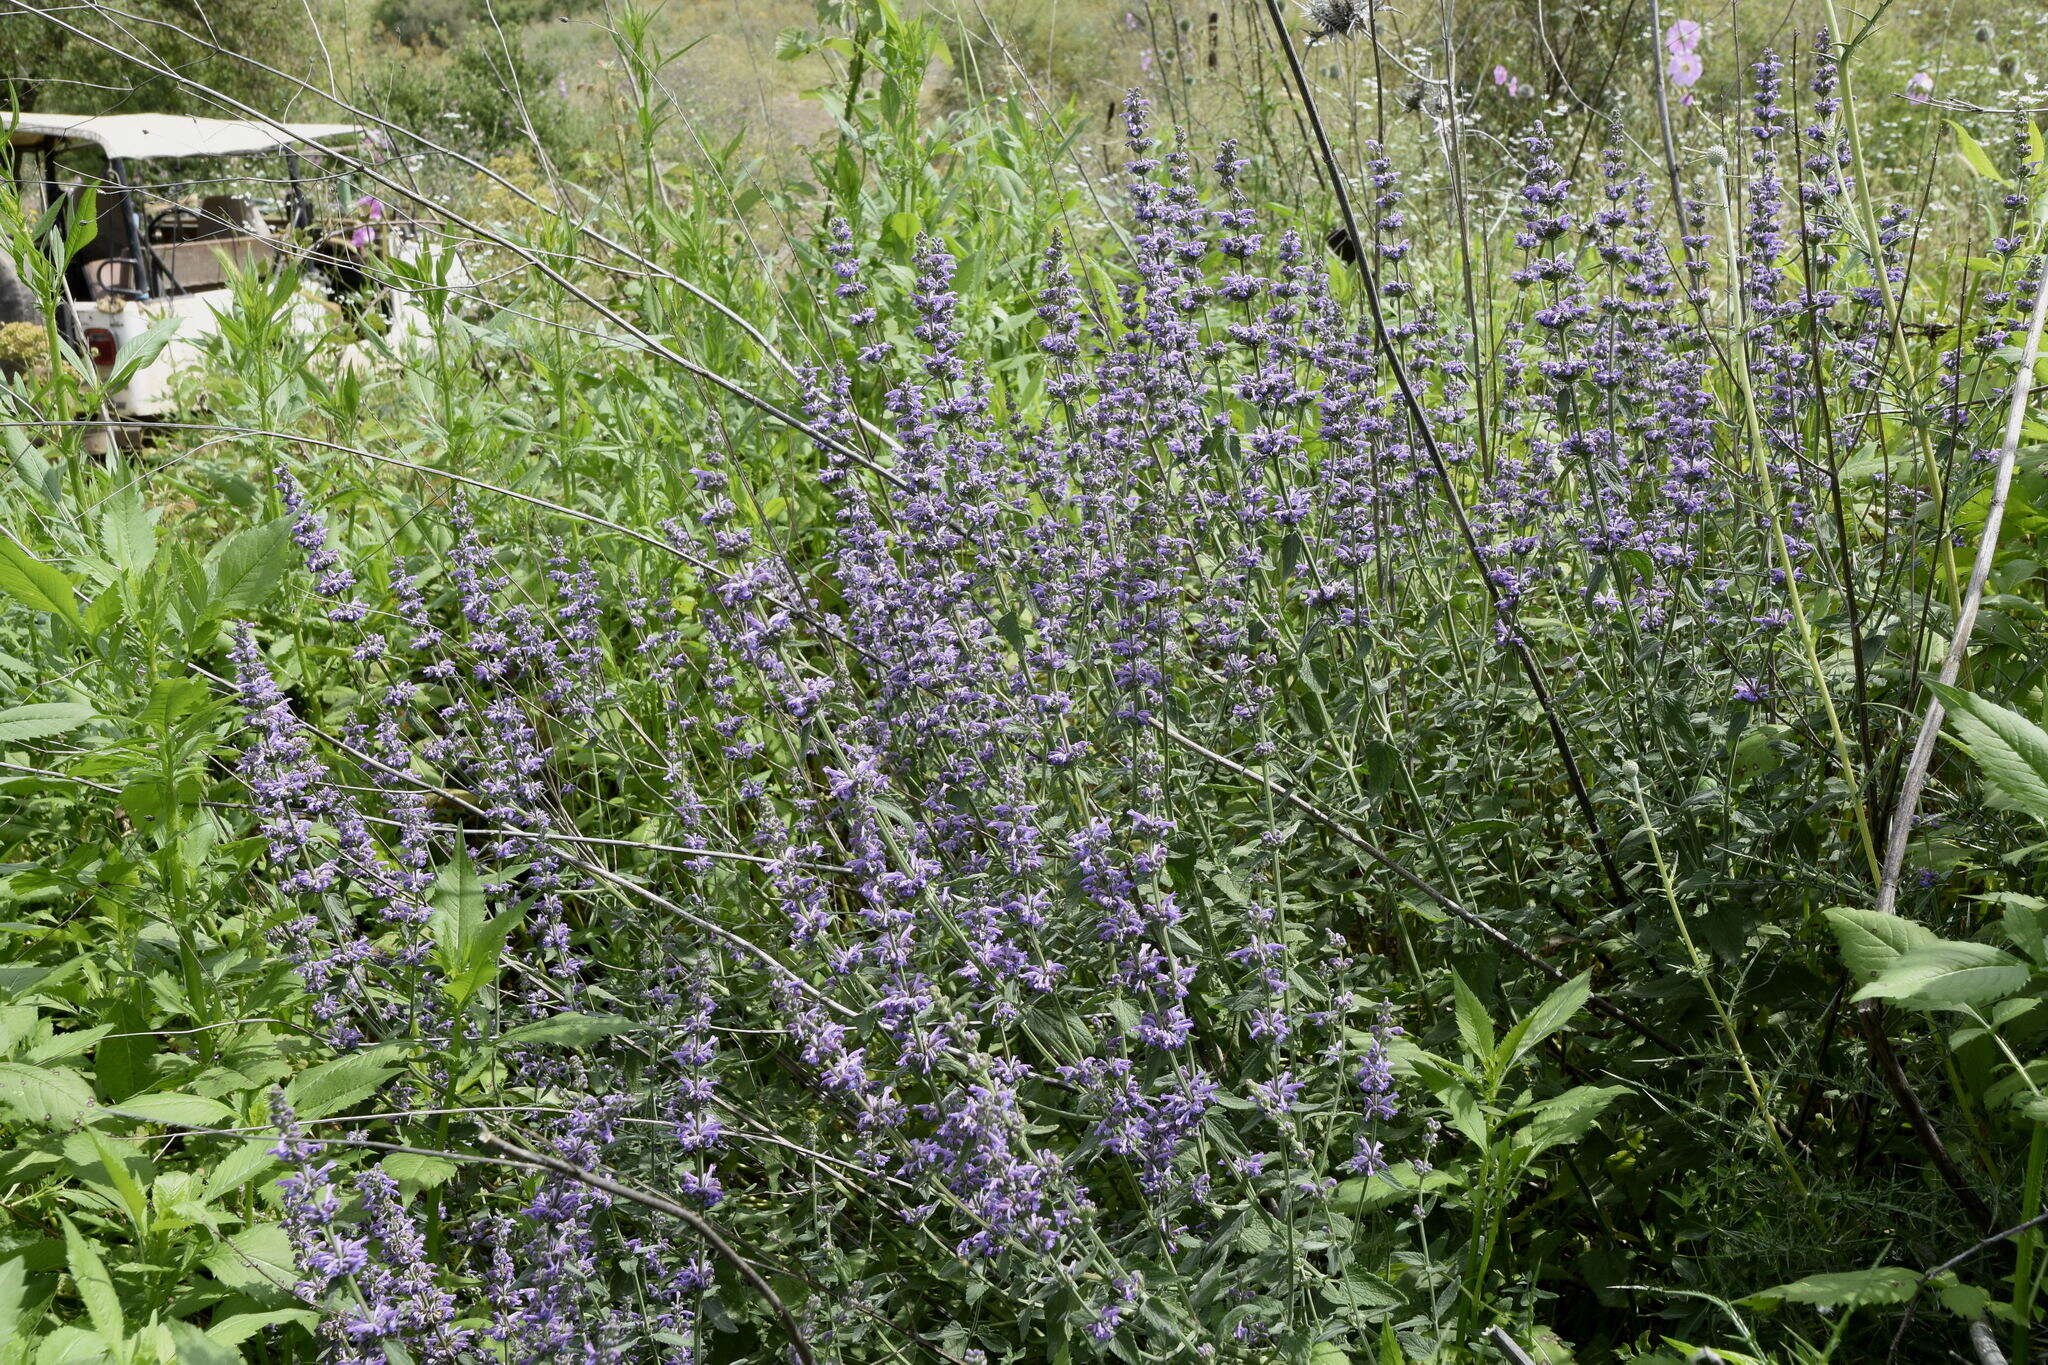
[1494,64,1510,85]
[1906,70,1933,103]
[349,224,374,249]
[355,195,385,222]
[1667,50,1703,88]
[1664,19,1701,55]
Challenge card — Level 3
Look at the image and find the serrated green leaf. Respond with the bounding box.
[204,518,293,614]
[0,703,95,745]
[97,486,157,576]
[1520,1084,1628,1158]
[108,1092,236,1129]
[0,537,83,630]
[1823,907,1942,983]
[1929,682,2048,823]
[381,1152,458,1189]
[203,1223,296,1307]
[59,1215,121,1340]
[1449,972,1494,1062]
[202,1140,278,1203]
[284,1044,403,1120]
[203,1309,316,1348]
[0,1062,93,1128]
[1852,942,2030,1008]
[1501,971,1591,1068]
[169,1321,238,1365]
[1744,1265,1921,1309]
[494,1012,636,1050]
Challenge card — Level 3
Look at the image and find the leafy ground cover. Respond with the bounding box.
[5,1,2048,1361]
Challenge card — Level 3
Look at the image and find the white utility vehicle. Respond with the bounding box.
[1,113,449,417]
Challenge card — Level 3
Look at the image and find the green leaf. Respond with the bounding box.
[1449,972,1494,1062]
[1824,908,1942,983]
[0,702,96,744]
[1440,1083,1487,1147]
[0,1006,34,1056]
[381,1152,459,1189]
[59,1215,121,1340]
[97,486,157,576]
[1852,942,2031,1008]
[202,1223,296,1308]
[102,316,181,392]
[139,679,212,733]
[201,1140,279,1204]
[1500,972,1591,1068]
[1950,122,2008,184]
[1519,1084,1628,1158]
[285,1044,404,1120]
[169,1321,239,1365]
[430,844,516,1008]
[1929,682,2048,823]
[203,518,293,614]
[0,537,84,630]
[1331,1160,1459,1213]
[494,1013,636,1050]
[0,1255,27,1341]
[85,1133,148,1236]
[203,1309,317,1348]
[107,1092,237,1129]
[1744,1265,1922,1309]
[0,1061,93,1128]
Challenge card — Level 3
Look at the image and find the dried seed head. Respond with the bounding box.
[1304,0,1369,41]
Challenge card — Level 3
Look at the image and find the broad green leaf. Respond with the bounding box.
[430,844,514,1008]
[108,1092,237,1129]
[381,1152,459,1189]
[1500,972,1591,1068]
[139,679,210,732]
[0,1256,26,1341]
[1520,1084,1628,1158]
[101,317,181,392]
[169,1321,238,1365]
[58,1216,120,1340]
[1324,1263,1400,1310]
[285,1044,404,1120]
[1744,1265,1921,1309]
[0,1007,35,1056]
[202,1223,296,1308]
[1852,942,2031,1008]
[1928,682,2048,823]
[0,703,95,745]
[97,486,157,576]
[85,1133,148,1236]
[203,518,293,614]
[1440,1082,1487,1147]
[0,537,84,630]
[494,1013,636,1050]
[201,1140,279,1204]
[203,1310,316,1348]
[1823,908,1942,983]
[1331,1161,1459,1213]
[0,1062,93,1128]
[1950,122,2007,184]
[1449,972,1494,1062]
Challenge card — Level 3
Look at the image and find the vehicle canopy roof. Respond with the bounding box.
[4,113,363,161]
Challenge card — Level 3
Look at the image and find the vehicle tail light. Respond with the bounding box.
[83,328,118,368]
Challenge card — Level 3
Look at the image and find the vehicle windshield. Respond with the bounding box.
[23,139,386,301]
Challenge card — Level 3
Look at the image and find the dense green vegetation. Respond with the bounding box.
[6,0,2048,1361]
